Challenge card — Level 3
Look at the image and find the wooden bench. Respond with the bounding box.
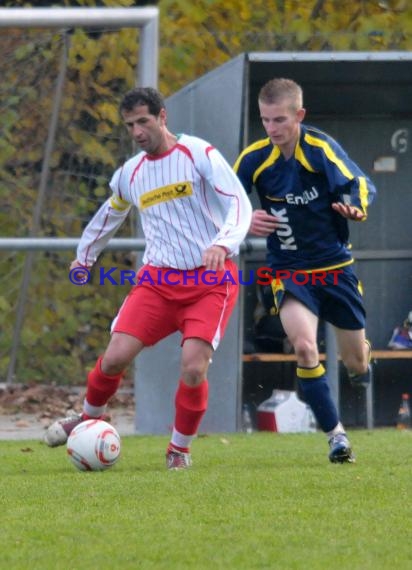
[242,350,412,430]
[242,350,412,362]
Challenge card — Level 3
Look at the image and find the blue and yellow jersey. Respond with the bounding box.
[234,124,376,271]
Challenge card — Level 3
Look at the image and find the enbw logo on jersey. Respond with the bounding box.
[285,186,319,205]
[271,187,318,251]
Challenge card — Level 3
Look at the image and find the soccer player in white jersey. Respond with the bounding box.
[45,87,252,469]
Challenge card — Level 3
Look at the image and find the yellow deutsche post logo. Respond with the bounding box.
[140,182,193,210]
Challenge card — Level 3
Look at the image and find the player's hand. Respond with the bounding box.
[202,245,227,271]
[331,202,366,221]
[70,259,84,271]
[249,209,278,236]
[69,259,91,284]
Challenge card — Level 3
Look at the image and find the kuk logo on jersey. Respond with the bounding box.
[270,187,319,250]
[270,207,297,251]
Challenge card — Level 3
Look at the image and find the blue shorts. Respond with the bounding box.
[270,265,366,330]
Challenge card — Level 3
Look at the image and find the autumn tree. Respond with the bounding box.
[0,0,411,383]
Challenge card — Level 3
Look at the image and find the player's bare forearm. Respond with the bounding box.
[249,209,278,236]
[202,245,227,271]
[331,202,366,221]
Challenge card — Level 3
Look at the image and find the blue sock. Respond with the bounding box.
[297,364,339,433]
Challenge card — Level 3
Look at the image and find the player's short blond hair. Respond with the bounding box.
[258,78,303,112]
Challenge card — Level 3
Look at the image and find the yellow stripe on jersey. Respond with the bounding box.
[297,364,326,379]
[109,194,130,211]
[358,177,368,217]
[298,259,354,273]
[265,195,285,202]
[233,138,271,172]
[270,276,285,315]
[295,142,316,172]
[140,181,193,210]
[253,146,281,183]
[304,133,353,179]
[305,134,370,218]
[233,138,281,184]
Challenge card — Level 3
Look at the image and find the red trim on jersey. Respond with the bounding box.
[83,210,112,266]
[206,144,241,226]
[215,187,240,226]
[116,165,125,200]
[142,142,195,163]
[130,154,148,185]
[174,142,195,162]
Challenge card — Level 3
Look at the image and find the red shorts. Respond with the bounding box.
[111,259,239,350]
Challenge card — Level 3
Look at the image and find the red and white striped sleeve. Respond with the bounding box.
[76,168,131,267]
[200,144,252,255]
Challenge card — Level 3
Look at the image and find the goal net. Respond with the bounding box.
[0,8,158,385]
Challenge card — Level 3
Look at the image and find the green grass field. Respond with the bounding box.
[1,429,412,570]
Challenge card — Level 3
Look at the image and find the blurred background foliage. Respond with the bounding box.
[1,0,411,384]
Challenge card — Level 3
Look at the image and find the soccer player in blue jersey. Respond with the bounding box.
[234,78,377,463]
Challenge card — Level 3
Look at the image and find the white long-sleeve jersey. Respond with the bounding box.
[77,134,252,270]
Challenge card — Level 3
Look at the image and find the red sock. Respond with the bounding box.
[85,356,123,407]
[174,379,209,436]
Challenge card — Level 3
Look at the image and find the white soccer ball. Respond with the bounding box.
[67,419,121,471]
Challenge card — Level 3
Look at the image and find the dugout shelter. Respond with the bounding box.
[136,52,412,432]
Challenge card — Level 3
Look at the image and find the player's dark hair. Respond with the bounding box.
[120,87,165,116]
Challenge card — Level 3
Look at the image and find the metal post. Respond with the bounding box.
[6,34,69,384]
[0,7,159,28]
[236,254,247,430]
[138,11,158,88]
[1,7,159,384]
[325,322,339,410]
[365,365,374,429]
